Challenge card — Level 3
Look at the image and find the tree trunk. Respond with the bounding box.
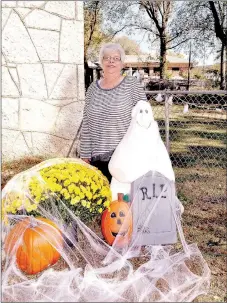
[160,37,167,80]
[209,1,227,47]
[84,57,93,91]
[225,45,227,90]
[220,42,225,90]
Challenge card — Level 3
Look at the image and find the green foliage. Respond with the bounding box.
[84,1,111,60]
[192,70,205,80]
[165,70,173,80]
[114,36,142,55]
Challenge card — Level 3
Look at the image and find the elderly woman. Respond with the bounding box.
[80,43,147,182]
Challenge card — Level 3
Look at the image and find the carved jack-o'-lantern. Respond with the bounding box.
[101,193,132,247]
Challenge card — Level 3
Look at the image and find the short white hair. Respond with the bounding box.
[99,43,125,65]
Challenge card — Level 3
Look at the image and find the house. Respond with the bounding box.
[124,54,191,79]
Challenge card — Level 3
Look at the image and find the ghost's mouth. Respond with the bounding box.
[136,121,151,129]
[112,231,127,237]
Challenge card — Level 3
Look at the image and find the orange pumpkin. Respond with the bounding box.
[4,217,63,275]
[101,193,133,247]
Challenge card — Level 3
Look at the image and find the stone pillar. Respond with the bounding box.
[2,1,84,161]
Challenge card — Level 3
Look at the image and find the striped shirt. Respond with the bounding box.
[80,76,147,160]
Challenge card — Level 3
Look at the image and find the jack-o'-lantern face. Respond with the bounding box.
[101,200,132,247]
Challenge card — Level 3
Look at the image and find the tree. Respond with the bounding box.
[209,1,227,47]
[173,0,226,89]
[137,1,175,79]
[208,1,227,89]
[84,1,111,61]
[84,1,109,90]
[111,1,193,79]
[84,1,130,89]
[113,36,142,55]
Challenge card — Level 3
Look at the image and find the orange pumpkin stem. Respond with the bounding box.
[117,193,124,201]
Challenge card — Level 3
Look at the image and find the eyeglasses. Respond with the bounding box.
[103,56,121,62]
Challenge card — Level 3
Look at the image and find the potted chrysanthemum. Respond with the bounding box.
[2,158,112,231]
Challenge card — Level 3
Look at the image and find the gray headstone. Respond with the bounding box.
[131,171,178,245]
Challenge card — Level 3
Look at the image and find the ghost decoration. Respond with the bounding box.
[155,93,163,102]
[183,103,189,114]
[109,101,175,200]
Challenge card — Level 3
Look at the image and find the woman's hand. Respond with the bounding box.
[82,158,90,164]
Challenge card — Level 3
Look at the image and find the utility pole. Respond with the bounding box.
[187,42,192,91]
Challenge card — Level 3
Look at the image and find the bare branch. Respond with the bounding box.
[167,38,192,50]
[166,29,187,44]
[108,25,129,40]
[165,1,172,24]
[157,3,163,19]
[137,25,160,37]
[142,2,162,34]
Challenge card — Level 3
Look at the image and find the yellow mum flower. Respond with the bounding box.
[64,179,70,187]
[97,199,102,205]
[71,197,80,205]
[64,192,70,200]
[79,192,85,199]
[86,191,92,200]
[81,200,87,207]
[103,201,110,208]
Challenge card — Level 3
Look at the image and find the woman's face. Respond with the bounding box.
[101,50,123,76]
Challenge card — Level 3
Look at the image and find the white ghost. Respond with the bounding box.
[109,101,175,200]
[183,103,189,114]
[155,93,163,102]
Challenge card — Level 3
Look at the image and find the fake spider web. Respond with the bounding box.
[2,158,210,302]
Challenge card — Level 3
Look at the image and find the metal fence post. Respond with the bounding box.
[164,94,170,154]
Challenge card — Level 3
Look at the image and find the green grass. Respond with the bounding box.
[150,103,226,302]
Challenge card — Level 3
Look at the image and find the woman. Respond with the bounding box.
[80,43,147,182]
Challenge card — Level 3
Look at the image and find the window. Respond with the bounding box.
[154,67,160,72]
[172,67,180,71]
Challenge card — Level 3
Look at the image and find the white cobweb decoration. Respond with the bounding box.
[2,158,210,302]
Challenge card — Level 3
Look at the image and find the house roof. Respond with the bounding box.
[88,54,190,69]
[124,54,189,64]
[166,55,189,64]
[124,55,159,63]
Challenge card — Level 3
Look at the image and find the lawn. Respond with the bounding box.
[1,103,226,302]
[151,102,227,302]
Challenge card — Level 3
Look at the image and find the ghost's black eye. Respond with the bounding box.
[140,109,143,113]
[145,109,148,113]
[111,212,116,218]
[119,211,125,217]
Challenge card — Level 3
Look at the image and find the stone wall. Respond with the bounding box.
[2,1,84,162]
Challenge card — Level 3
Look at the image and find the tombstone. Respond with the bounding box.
[131,171,179,245]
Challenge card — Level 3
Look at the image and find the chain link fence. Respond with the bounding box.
[74,90,226,204]
[146,90,226,203]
